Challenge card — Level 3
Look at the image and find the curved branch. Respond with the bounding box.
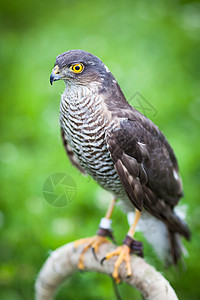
[35,240,178,300]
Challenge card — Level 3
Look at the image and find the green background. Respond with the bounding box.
[0,0,200,299]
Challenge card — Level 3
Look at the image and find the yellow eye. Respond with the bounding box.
[70,63,84,73]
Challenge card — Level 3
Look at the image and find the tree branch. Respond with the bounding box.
[35,240,178,300]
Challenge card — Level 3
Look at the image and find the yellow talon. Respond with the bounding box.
[74,235,110,270]
[102,244,132,283]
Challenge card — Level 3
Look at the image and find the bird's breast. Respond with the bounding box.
[59,88,123,194]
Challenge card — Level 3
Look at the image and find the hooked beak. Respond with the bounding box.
[50,65,61,85]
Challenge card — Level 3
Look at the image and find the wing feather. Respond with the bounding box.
[106,118,190,239]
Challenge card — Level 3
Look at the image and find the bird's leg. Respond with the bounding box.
[74,197,116,269]
[101,209,143,283]
[96,196,116,242]
[127,208,141,238]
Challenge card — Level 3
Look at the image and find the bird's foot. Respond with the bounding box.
[101,235,143,283]
[74,235,111,270]
[101,244,131,283]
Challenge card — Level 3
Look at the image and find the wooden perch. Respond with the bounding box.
[35,240,178,300]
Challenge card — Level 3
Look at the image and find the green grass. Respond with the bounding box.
[0,0,200,299]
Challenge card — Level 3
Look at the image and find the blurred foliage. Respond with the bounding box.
[0,0,200,299]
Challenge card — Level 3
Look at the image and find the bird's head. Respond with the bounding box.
[50,50,112,87]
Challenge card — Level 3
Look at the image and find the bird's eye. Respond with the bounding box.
[70,63,84,73]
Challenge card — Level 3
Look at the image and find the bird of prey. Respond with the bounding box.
[50,50,190,283]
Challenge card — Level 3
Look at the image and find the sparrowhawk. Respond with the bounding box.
[50,50,190,282]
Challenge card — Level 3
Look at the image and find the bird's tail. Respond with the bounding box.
[146,201,191,265]
[164,205,191,264]
[168,229,187,265]
[166,206,191,264]
[159,207,191,265]
[165,210,191,241]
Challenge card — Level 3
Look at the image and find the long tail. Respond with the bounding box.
[168,230,184,264]
[157,208,191,265]
[167,213,191,264]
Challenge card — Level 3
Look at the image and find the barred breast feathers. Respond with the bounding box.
[59,83,123,194]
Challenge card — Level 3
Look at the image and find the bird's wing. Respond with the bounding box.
[106,117,183,211]
[61,128,86,174]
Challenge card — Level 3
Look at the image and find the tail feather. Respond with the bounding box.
[165,213,191,241]
[144,199,191,241]
[168,230,182,265]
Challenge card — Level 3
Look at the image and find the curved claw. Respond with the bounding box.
[92,247,98,261]
[74,236,110,270]
[100,256,107,265]
[100,244,132,283]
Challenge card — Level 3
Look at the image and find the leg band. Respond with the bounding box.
[123,235,144,257]
[97,218,115,242]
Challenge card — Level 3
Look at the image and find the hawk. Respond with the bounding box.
[50,50,190,282]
